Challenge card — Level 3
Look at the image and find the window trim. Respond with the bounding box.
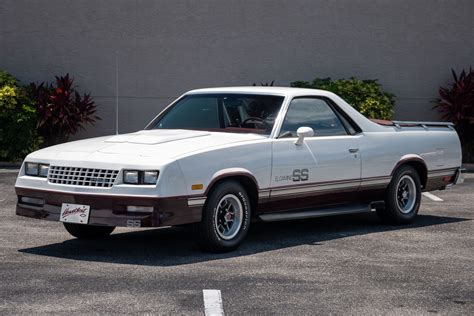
[323,97,362,135]
[274,96,362,138]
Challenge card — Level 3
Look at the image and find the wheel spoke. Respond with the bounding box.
[218,224,225,233]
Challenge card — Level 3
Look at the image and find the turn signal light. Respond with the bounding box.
[126,205,153,213]
[20,196,44,205]
[192,184,204,190]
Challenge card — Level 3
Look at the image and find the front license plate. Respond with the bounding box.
[60,203,90,224]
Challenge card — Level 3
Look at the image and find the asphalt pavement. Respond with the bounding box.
[0,169,473,314]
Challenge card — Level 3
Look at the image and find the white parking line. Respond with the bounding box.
[203,289,224,316]
[423,192,444,202]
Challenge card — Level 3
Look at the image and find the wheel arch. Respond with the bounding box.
[391,155,428,188]
[204,169,259,213]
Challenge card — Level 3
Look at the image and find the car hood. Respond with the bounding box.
[26,129,267,166]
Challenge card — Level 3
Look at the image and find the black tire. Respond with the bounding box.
[195,180,251,253]
[63,223,115,239]
[377,165,421,225]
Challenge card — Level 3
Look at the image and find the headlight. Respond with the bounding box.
[123,170,159,185]
[38,164,49,177]
[25,163,38,176]
[25,162,49,177]
[123,170,140,184]
[143,171,159,184]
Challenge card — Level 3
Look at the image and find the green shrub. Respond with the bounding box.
[0,71,40,162]
[29,74,99,146]
[291,77,395,120]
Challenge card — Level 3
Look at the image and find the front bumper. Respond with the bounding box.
[454,168,465,185]
[15,187,203,228]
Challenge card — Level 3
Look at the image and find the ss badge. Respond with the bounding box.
[126,219,141,227]
[292,169,309,182]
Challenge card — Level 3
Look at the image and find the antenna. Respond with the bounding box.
[115,50,119,135]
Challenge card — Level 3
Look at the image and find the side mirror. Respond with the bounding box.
[295,127,314,146]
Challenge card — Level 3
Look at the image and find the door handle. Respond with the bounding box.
[348,148,359,153]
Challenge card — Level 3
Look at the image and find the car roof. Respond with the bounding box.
[184,86,383,133]
[186,86,335,98]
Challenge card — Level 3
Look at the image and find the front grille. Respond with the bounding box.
[48,166,119,188]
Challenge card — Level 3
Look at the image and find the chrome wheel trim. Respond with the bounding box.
[396,175,417,214]
[214,194,243,240]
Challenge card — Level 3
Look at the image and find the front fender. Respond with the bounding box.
[205,168,259,195]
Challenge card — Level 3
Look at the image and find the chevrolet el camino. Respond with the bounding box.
[15,87,464,252]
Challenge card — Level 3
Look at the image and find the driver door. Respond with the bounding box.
[270,97,361,210]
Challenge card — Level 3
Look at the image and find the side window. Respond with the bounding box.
[279,98,347,137]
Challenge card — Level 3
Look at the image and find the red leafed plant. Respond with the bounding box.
[29,74,100,146]
[435,67,474,162]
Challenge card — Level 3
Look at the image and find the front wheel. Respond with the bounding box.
[63,223,115,239]
[377,165,421,224]
[195,180,251,253]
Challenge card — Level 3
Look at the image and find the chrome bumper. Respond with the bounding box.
[454,168,465,185]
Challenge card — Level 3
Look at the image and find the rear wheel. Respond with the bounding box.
[63,223,115,239]
[195,180,251,253]
[377,165,421,224]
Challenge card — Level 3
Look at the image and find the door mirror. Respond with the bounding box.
[295,126,314,146]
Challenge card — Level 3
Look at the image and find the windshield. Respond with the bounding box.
[148,94,285,135]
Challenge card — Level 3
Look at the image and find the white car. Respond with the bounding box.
[15,87,464,252]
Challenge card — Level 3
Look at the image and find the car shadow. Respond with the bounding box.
[19,213,470,266]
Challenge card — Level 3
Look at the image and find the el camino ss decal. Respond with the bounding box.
[275,169,309,182]
[292,169,309,182]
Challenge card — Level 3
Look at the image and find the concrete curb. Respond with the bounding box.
[0,162,22,169]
